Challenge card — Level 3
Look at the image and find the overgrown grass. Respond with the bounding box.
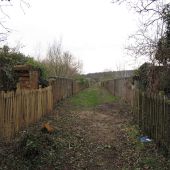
[69,86,117,108]
[122,125,170,170]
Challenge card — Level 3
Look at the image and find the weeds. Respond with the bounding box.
[0,86,170,170]
[122,125,170,169]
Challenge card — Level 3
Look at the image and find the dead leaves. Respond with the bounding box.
[41,122,55,133]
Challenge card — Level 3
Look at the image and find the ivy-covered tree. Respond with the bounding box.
[0,45,47,91]
[0,45,26,91]
[133,62,151,91]
[155,4,170,65]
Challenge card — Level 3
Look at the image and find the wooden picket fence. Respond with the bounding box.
[0,77,88,140]
[102,78,133,104]
[133,90,170,152]
[49,77,88,105]
[49,77,74,105]
[0,86,53,140]
[103,78,170,152]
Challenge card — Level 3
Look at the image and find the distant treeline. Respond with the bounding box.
[84,70,134,82]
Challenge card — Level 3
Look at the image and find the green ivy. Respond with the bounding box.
[0,45,48,91]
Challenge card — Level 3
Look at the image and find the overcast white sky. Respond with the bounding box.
[1,0,140,73]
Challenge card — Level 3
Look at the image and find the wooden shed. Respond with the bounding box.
[14,65,39,89]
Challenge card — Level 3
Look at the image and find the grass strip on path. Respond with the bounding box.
[69,86,117,108]
[0,86,170,170]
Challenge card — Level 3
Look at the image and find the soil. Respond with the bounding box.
[0,87,169,170]
[52,101,132,170]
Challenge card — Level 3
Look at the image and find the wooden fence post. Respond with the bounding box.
[166,102,170,155]
[138,91,142,128]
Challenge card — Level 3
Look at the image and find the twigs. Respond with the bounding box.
[0,0,30,42]
[112,0,170,64]
[20,0,30,14]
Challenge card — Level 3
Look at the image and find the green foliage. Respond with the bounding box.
[19,134,42,160]
[158,67,170,91]
[13,132,67,169]
[0,46,26,91]
[75,75,89,86]
[124,125,144,151]
[0,45,48,91]
[155,37,170,65]
[133,62,151,91]
[134,62,170,94]
[26,57,47,79]
[155,4,170,65]
[123,124,170,170]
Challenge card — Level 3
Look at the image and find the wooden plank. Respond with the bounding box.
[0,78,86,140]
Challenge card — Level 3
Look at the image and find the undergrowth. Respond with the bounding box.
[1,86,170,170]
[121,124,170,170]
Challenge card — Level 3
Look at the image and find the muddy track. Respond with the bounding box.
[0,87,169,170]
[52,101,132,170]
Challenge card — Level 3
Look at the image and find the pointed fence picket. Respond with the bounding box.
[103,78,170,153]
[0,77,88,141]
[0,86,53,140]
[133,90,170,151]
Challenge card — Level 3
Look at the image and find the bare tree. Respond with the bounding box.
[62,51,82,77]
[0,0,30,41]
[43,41,82,78]
[112,0,170,94]
[112,0,170,63]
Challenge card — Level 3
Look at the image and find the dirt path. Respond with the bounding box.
[0,86,169,170]
[54,102,131,170]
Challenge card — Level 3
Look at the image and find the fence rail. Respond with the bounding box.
[103,78,170,152]
[0,77,88,140]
